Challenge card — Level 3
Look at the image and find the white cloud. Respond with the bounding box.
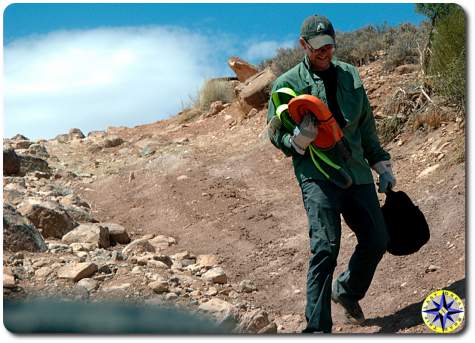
[243,40,295,63]
[4,26,229,140]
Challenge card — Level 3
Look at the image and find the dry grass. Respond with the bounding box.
[198,79,236,112]
[176,107,202,124]
[411,107,447,131]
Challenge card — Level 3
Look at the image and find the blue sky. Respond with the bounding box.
[3,2,428,140]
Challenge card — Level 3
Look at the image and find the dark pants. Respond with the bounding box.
[300,179,389,333]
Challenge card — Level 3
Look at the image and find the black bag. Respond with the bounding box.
[381,189,430,256]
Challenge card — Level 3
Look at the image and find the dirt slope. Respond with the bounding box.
[42,63,466,334]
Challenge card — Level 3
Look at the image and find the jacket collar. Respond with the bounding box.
[301,55,344,84]
[301,56,317,87]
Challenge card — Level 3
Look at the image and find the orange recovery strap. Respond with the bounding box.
[271,88,353,189]
[287,95,344,150]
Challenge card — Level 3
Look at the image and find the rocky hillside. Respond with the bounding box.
[3,56,465,334]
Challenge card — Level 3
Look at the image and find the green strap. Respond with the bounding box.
[271,87,350,188]
[309,146,331,179]
[275,104,288,119]
[272,87,298,108]
[276,104,295,132]
[310,145,342,170]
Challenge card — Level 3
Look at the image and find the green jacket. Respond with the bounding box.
[267,56,390,186]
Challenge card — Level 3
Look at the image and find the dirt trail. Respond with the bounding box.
[42,66,466,333]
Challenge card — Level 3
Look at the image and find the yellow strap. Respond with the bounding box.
[272,87,298,108]
[275,104,288,120]
[275,87,298,97]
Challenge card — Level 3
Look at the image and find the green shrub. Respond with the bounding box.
[197,79,236,111]
[428,6,466,111]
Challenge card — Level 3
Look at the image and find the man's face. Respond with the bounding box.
[300,37,335,71]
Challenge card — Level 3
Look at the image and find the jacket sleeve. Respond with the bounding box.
[358,87,391,166]
[266,83,297,157]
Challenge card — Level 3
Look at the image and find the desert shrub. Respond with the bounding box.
[335,25,386,66]
[259,45,304,77]
[383,23,426,71]
[334,31,358,65]
[197,79,236,111]
[377,115,407,144]
[427,5,466,111]
[257,22,427,73]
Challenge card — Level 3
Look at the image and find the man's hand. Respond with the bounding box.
[290,113,318,155]
[267,116,282,139]
[371,160,396,193]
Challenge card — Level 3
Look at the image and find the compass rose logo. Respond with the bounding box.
[421,290,465,333]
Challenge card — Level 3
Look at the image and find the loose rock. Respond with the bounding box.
[202,267,227,284]
[57,262,98,282]
[149,278,169,294]
[62,223,110,249]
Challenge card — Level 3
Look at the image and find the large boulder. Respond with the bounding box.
[18,199,77,239]
[18,155,50,176]
[3,148,21,176]
[26,144,50,159]
[3,204,48,252]
[228,57,259,82]
[235,67,276,112]
[61,223,110,248]
[62,205,97,223]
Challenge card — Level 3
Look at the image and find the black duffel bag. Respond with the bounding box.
[381,189,430,256]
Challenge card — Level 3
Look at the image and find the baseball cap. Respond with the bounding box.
[301,15,336,49]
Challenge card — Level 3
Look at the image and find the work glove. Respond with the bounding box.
[371,160,396,193]
[290,113,318,155]
[267,116,282,139]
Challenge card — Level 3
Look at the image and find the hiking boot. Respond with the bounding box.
[331,292,365,325]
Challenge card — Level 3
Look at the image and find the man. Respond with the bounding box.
[267,15,396,333]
